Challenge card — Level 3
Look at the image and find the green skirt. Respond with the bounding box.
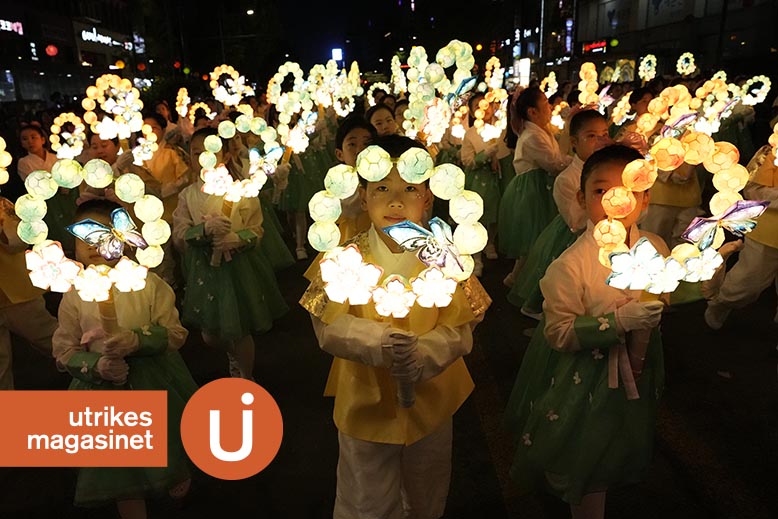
[498,155,515,196]
[259,195,294,272]
[498,169,558,258]
[505,322,664,504]
[279,150,322,213]
[71,352,198,506]
[508,215,579,312]
[464,164,500,227]
[181,245,289,340]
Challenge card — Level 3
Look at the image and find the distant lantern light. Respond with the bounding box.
[173,61,181,69]
[114,60,125,69]
[476,43,483,51]
[45,45,58,57]
[201,74,208,80]
[137,63,146,71]
[183,66,191,75]
[610,38,619,47]
[246,9,254,15]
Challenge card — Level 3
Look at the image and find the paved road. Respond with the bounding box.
[1,251,775,518]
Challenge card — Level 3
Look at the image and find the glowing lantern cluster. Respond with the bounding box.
[738,75,771,106]
[175,88,190,117]
[367,82,392,106]
[610,92,633,126]
[676,52,696,76]
[310,145,481,309]
[770,123,778,166]
[540,71,558,98]
[577,62,599,106]
[209,64,254,107]
[638,55,657,82]
[187,102,216,125]
[650,137,685,171]
[390,55,407,95]
[50,113,87,159]
[81,74,144,140]
[0,137,12,185]
[131,122,159,166]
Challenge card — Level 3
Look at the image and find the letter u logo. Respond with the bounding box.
[208,392,254,462]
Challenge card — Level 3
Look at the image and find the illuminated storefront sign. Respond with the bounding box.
[0,19,23,36]
[80,26,132,51]
[582,40,607,54]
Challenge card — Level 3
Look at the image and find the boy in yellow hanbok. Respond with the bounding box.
[301,136,490,519]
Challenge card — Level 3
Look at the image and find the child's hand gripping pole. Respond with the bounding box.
[210,199,233,267]
[629,294,665,378]
[389,316,417,408]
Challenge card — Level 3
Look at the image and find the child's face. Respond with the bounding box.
[528,95,552,126]
[370,109,397,137]
[360,168,432,240]
[90,136,119,164]
[143,117,165,144]
[578,162,649,229]
[571,118,612,162]
[335,127,372,167]
[74,211,120,267]
[20,129,44,154]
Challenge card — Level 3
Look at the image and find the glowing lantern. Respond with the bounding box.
[453,223,488,255]
[601,187,637,219]
[681,132,715,166]
[702,142,739,174]
[308,191,342,223]
[593,219,627,250]
[308,221,341,252]
[429,163,466,200]
[449,190,483,224]
[114,173,145,203]
[373,276,417,319]
[650,137,686,171]
[709,191,743,216]
[712,164,749,192]
[622,159,658,192]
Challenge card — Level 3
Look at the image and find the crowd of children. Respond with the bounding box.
[1,64,776,519]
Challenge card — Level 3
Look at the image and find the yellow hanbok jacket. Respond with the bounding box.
[301,227,491,445]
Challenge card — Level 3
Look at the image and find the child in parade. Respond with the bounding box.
[505,145,667,519]
[366,103,399,137]
[173,128,288,381]
[18,122,78,254]
[500,87,572,287]
[509,109,613,317]
[0,196,58,390]
[461,92,511,275]
[301,135,491,519]
[53,199,197,519]
[334,115,377,242]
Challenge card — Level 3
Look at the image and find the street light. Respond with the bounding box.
[247,9,254,15]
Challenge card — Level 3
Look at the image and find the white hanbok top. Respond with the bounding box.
[17,150,58,180]
[553,155,586,231]
[512,121,571,176]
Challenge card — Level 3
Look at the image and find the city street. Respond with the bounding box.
[2,252,775,519]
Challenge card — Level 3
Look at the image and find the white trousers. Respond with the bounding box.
[0,297,58,390]
[640,204,701,248]
[334,418,453,519]
[710,239,778,311]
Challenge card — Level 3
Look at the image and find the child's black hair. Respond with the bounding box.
[569,109,607,138]
[629,88,652,106]
[381,94,397,106]
[394,98,409,113]
[74,198,122,221]
[514,87,545,123]
[335,115,377,150]
[357,135,427,188]
[566,89,581,106]
[142,111,168,130]
[365,104,394,125]
[580,144,643,193]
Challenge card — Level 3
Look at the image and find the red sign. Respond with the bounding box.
[582,40,607,54]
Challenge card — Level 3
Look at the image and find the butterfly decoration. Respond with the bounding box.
[444,76,478,108]
[661,113,698,139]
[383,217,464,274]
[66,207,148,261]
[597,84,615,109]
[681,200,769,250]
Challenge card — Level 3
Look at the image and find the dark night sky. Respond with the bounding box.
[181,0,515,83]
